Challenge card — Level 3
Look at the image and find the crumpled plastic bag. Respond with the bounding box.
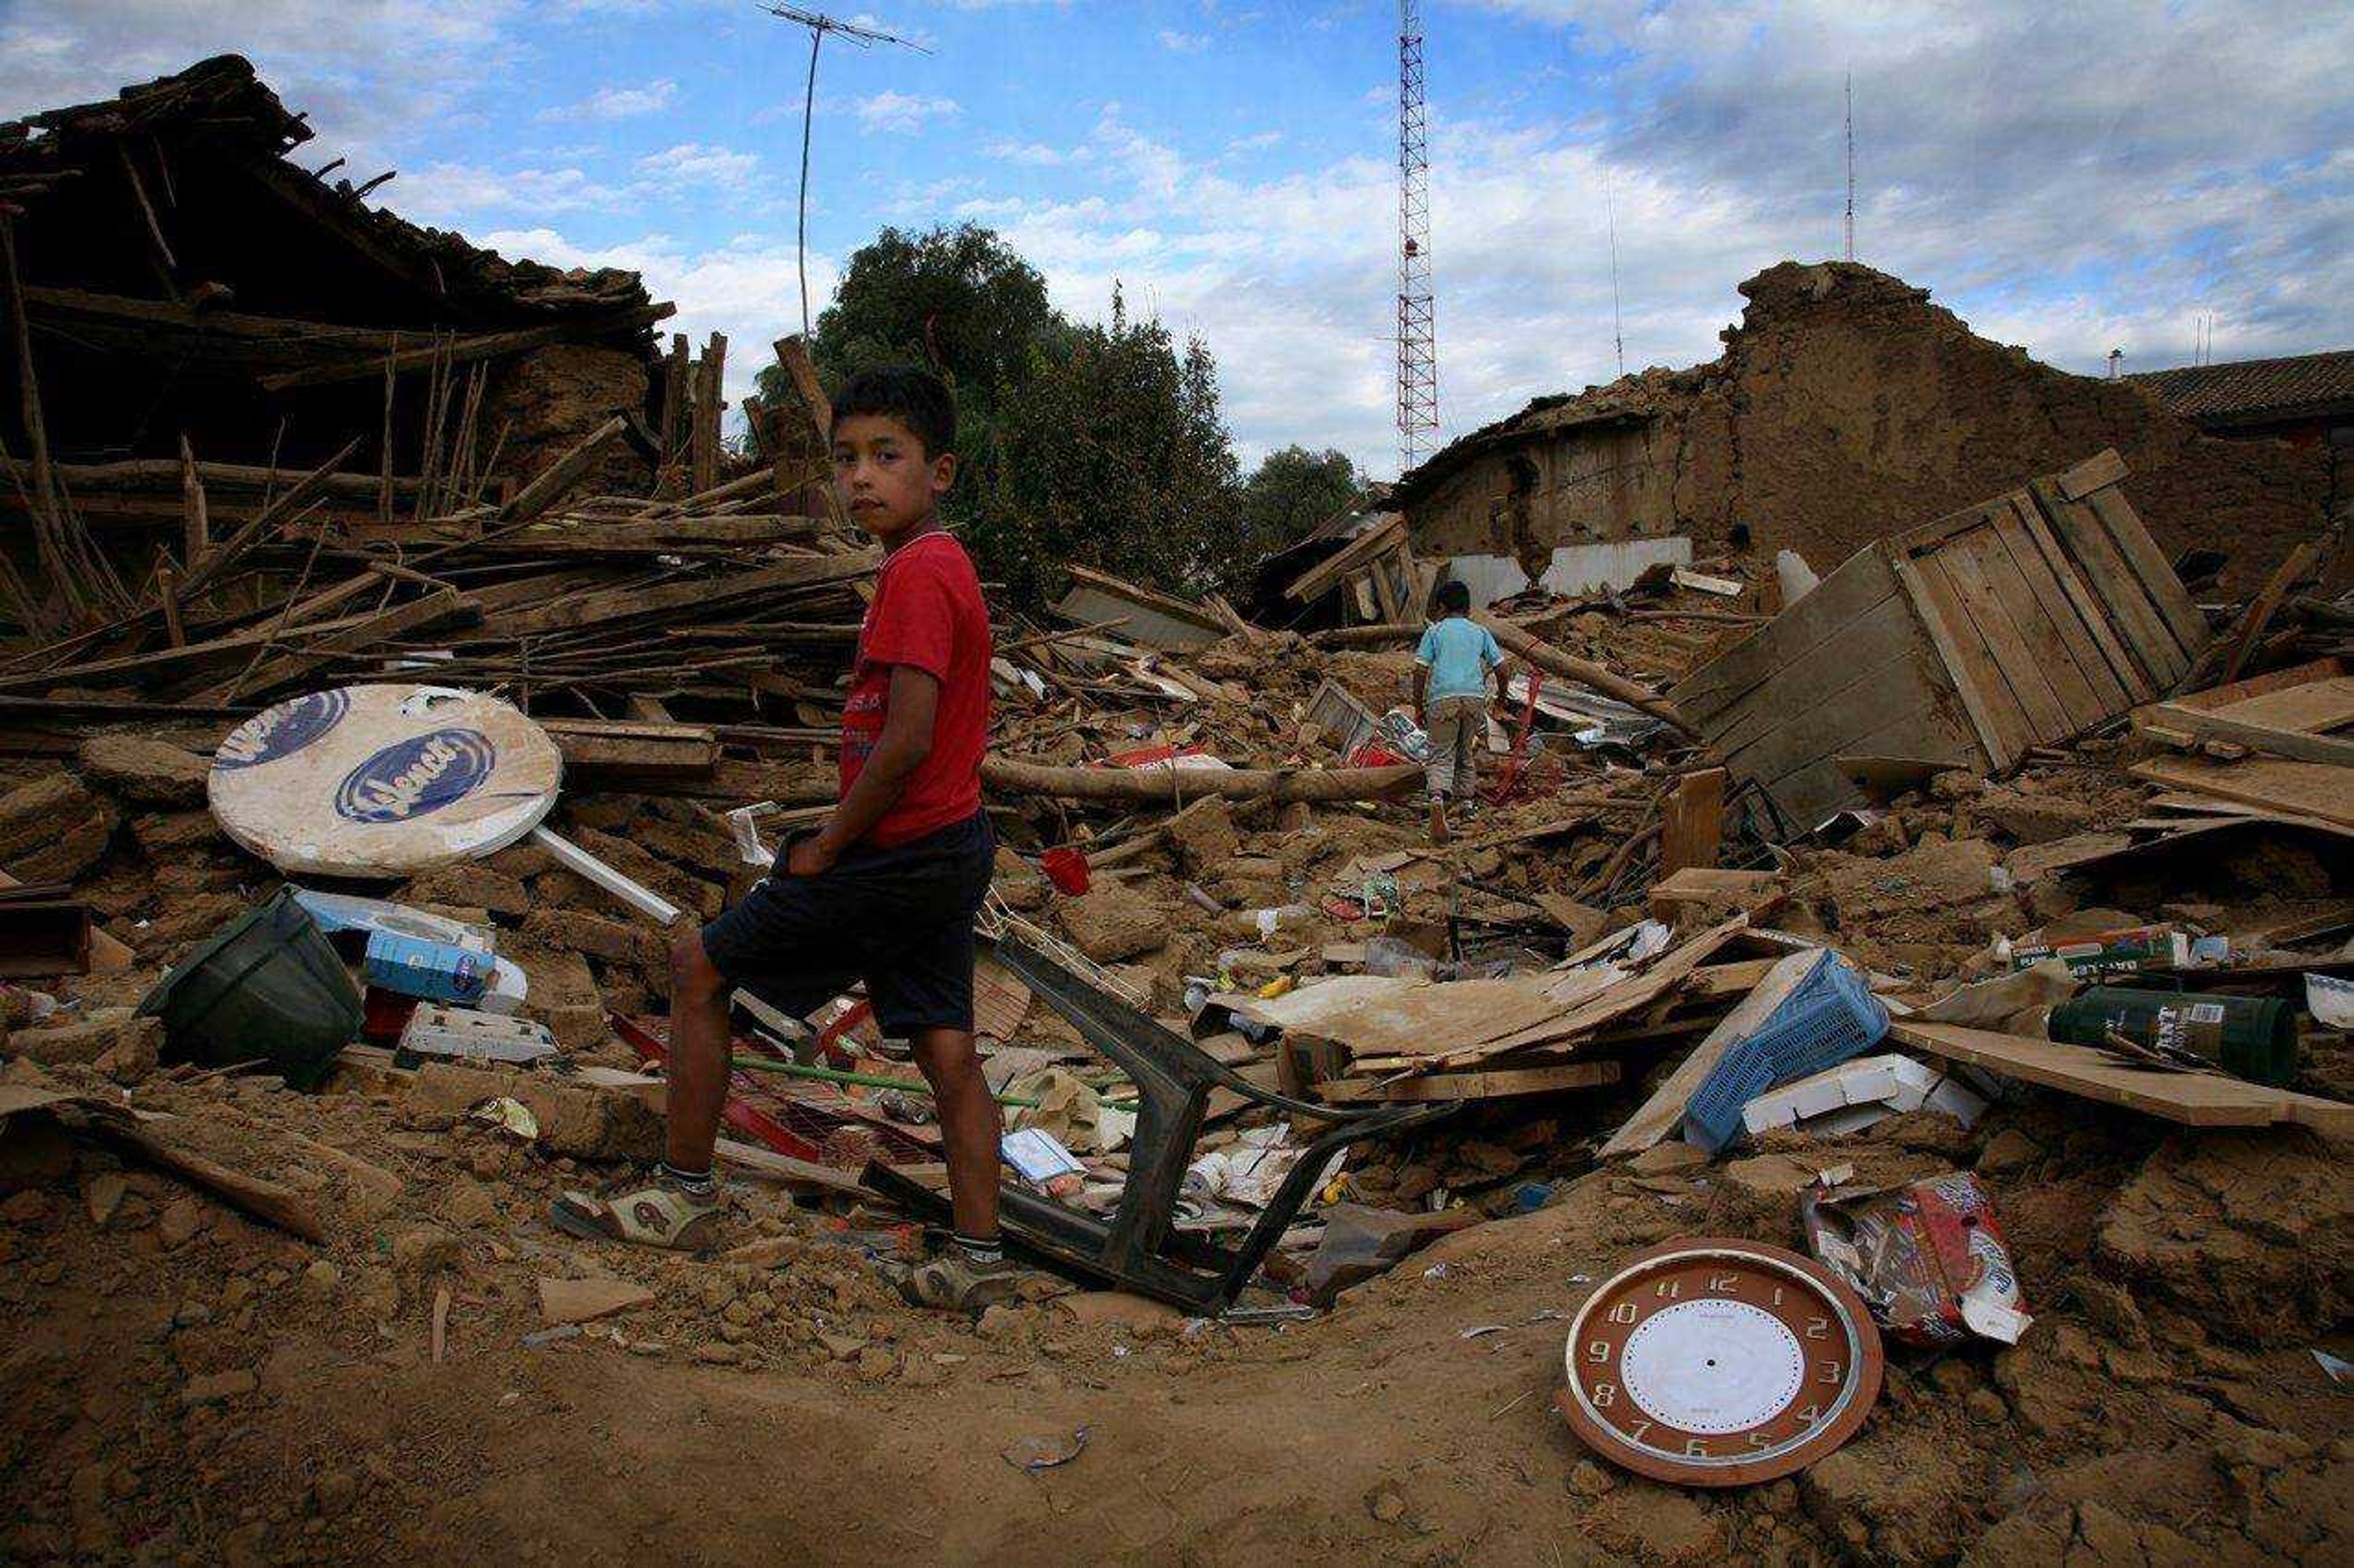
[1918,959,2077,1034]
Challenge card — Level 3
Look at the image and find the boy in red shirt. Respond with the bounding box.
[554,367,1017,1309]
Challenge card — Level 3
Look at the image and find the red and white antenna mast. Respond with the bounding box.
[1395,0,1438,476]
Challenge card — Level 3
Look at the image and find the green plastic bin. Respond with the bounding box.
[137,886,364,1089]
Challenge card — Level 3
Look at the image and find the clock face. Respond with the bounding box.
[1556,1238,1884,1487]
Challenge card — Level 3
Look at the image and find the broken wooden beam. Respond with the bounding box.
[982,756,1420,805]
[1474,611,1697,736]
[501,416,627,523]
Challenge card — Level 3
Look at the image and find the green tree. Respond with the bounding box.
[973,286,1244,604]
[1238,444,1360,558]
[755,223,1059,430]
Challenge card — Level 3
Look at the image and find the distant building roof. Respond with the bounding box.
[2127,349,2354,428]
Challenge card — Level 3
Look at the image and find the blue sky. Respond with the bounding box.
[6,2,2350,477]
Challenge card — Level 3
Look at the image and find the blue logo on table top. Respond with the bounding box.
[333,727,495,823]
[213,689,350,771]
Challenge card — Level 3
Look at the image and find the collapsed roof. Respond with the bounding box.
[1,55,669,478]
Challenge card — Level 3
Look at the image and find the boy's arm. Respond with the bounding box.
[1413,661,1430,727]
[789,664,938,874]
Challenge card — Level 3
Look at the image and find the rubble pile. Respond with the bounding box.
[0,60,2347,1553]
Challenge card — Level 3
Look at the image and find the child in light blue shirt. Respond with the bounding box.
[1413,580,1509,843]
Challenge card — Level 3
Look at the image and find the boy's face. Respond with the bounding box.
[831,413,954,544]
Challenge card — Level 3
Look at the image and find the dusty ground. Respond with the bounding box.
[3,1054,2348,1567]
[4,616,2350,1567]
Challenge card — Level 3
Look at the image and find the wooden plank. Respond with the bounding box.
[1889,1021,2353,1136]
[2028,478,2188,685]
[2169,656,2347,718]
[1892,552,2033,772]
[1648,867,1780,921]
[501,416,625,523]
[1439,918,1749,1068]
[1724,648,1954,793]
[1984,498,2126,723]
[1705,595,1938,758]
[2006,492,2152,705]
[1317,1060,1620,1103]
[1598,948,1827,1159]
[476,552,875,639]
[177,588,477,704]
[1659,767,1726,875]
[2129,756,2354,828]
[542,717,721,777]
[258,313,668,391]
[2134,700,2354,768]
[2217,541,2318,687]
[1930,527,2078,742]
[1666,549,1902,724]
[2082,485,2209,656]
[0,592,448,693]
[2053,447,2129,500]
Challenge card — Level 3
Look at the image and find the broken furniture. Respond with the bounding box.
[1669,450,2213,829]
[864,935,1457,1315]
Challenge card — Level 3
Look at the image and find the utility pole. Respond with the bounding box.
[763,6,929,338]
[1395,0,1438,476]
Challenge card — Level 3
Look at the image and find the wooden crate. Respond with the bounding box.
[1669,449,2210,829]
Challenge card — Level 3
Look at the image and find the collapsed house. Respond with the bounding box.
[0,56,704,612]
[0,64,2349,1563]
[1392,262,2341,600]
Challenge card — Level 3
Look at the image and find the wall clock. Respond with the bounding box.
[1556,1238,1884,1486]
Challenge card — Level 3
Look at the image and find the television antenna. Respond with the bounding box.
[1606,171,1626,377]
[1395,0,1438,476]
[763,5,931,337]
[1843,70,1856,262]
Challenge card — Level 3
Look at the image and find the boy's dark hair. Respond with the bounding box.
[831,365,956,458]
[1436,579,1472,614]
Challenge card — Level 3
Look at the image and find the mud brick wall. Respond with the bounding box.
[482,345,654,500]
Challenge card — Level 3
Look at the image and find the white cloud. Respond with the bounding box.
[636,142,763,188]
[853,90,962,133]
[537,78,677,122]
[396,162,625,221]
[984,140,1092,167]
[1157,29,1208,53]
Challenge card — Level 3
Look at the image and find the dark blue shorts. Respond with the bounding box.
[699,812,996,1037]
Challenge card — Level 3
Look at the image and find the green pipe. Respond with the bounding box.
[729,1053,1138,1113]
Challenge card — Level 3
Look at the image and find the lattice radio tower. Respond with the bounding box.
[1395,0,1438,476]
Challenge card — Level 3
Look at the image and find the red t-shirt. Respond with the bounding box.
[839,530,992,847]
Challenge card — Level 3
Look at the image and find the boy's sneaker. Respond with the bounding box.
[895,1248,1034,1312]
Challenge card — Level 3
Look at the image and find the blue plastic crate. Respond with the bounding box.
[1681,950,1890,1152]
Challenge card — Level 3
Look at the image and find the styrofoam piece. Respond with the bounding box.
[398,1003,558,1065]
[208,685,562,877]
[292,889,493,953]
[1741,1052,1987,1139]
[481,957,527,1016]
